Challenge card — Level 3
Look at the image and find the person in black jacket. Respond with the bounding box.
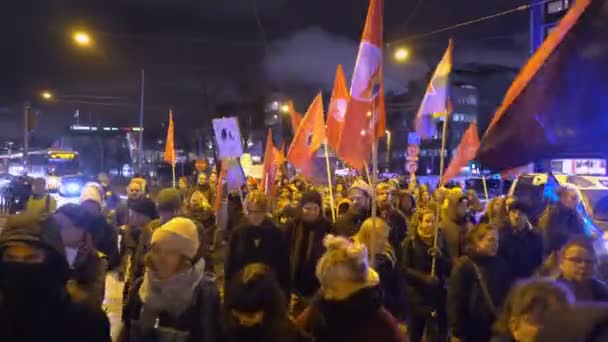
[0,213,110,342]
[224,190,291,298]
[498,200,544,280]
[555,236,608,302]
[354,217,407,321]
[334,180,372,238]
[448,223,513,342]
[287,190,332,313]
[402,208,451,342]
[377,183,408,264]
[120,217,221,342]
[223,263,312,342]
[440,190,470,263]
[538,185,586,255]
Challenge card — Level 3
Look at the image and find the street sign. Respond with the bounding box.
[406,155,419,162]
[406,145,420,156]
[407,132,421,145]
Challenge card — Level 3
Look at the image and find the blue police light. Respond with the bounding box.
[61,182,82,197]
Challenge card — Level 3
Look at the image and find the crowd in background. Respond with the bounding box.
[0,169,607,341]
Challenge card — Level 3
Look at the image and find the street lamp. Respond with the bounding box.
[41,91,53,100]
[280,103,290,113]
[73,31,92,47]
[394,47,410,62]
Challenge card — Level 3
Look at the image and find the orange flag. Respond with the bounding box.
[288,101,303,136]
[262,128,280,194]
[337,0,385,170]
[326,64,349,150]
[287,93,325,177]
[163,110,175,166]
[440,122,480,184]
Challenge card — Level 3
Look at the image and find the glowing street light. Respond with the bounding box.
[41,91,53,100]
[280,103,290,113]
[73,31,92,46]
[394,47,410,62]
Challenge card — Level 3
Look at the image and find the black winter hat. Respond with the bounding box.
[300,190,323,208]
[129,198,159,219]
[157,188,182,211]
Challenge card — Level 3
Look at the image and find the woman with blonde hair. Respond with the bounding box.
[353,217,405,319]
[295,235,407,342]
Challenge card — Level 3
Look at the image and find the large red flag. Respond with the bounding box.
[337,0,385,170]
[287,93,325,177]
[163,110,175,166]
[441,122,480,184]
[326,64,349,150]
[288,101,303,136]
[262,128,279,194]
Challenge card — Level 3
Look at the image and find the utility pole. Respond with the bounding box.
[138,69,145,173]
[23,102,31,175]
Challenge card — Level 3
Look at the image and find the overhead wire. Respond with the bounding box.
[386,0,555,46]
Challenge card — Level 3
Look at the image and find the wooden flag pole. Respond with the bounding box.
[323,139,336,222]
[482,174,490,202]
[431,105,450,277]
[172,162,176,188]
[370,105,378,267]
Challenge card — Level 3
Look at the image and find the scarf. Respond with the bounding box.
[138,258,206,330]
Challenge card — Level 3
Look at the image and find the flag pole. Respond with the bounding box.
[172,162,176,188]
[323,139,336,222]
[431,102,450,277]
[481,174,489,202]
[370,105,378,267]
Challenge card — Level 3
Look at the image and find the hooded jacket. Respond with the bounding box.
[295,287,407,342]
[0,216,110,342]
[538,202,586,254]
[287,216,332,298]
[497,220,544,280]
[448,254,513,342]
[224,217,291,297]
[439,196,468,261]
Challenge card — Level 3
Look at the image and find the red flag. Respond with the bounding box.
[337,0,385,170]
[163,110,175,166]
[287,93,325,177]
[262,128,279,194]
[326,64,349,150]
[441,122,480,184]
[288,101,303,136]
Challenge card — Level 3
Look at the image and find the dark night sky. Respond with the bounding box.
[0,0,531,144]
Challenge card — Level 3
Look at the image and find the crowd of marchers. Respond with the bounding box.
[0,171,607,342]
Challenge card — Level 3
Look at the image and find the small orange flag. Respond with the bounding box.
[441,122,480,185]
[287,93,325,177]
[326,65,349,151]
[262,128,280,194]
[163,110,175,166]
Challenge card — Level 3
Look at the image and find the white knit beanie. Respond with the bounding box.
[80,183,103,208]
[151,217,199,260]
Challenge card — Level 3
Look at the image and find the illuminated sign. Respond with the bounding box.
[551,159,607,176]
[49,152,76,160]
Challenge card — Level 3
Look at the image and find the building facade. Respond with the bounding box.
[530,0,571,52]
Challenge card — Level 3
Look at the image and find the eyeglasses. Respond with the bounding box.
[564,257,596,265]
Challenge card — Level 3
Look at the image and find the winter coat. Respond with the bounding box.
[374,252,407,320]
[535,304,608,342]
[380,208,409,264]
[67,247,109,309]
[120,275,221,342]
[295,287,407,342]
[287,217,332,298]
[222,317,313,342]
[448,254,513,342]
[333,209,369,238]
[89,213,120,270]
[497,222,544,280]
[0,296,110,342]
[556,276,608,302]
[402,235,451,318]
[538,203,586,255]
[439,211,467,262]
[224,217,291,297]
